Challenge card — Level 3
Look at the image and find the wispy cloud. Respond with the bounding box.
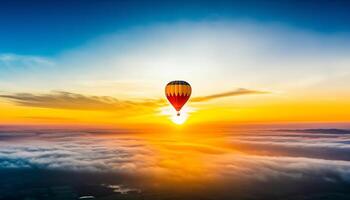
[191,88,267,102]
[0,91,163,111]
[0,53,53,67]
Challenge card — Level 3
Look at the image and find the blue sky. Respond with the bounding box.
[1,0,350,96]
[1,0,350,56]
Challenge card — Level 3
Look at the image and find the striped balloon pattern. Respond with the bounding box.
[165,80,191,115]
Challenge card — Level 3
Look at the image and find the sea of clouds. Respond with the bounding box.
[1,127,350,199]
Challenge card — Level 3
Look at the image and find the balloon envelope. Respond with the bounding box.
[165,80,191,114]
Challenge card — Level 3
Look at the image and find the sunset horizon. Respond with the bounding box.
[1,1,350,200]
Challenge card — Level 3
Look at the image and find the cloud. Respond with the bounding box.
[0,88,263,111]
[0,129,150,172]
[275,129,350,134]
[1,127,350,199]
[0,128,350,180]
[0,53,53,67]
[0,91,163,111]
[191,88,267,102]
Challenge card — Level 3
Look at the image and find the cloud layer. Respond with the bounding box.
[1,127,350,199]
[0,128,350,182]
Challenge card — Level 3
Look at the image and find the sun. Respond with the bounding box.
[171,113,188,125]
[160,106,193,125]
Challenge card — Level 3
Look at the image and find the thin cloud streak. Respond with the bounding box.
[0,53,54,67]
[191,88,268,102]
[0,91,163,111]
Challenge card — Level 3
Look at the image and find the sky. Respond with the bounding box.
[2,2,350,199]
[1,0,350,128]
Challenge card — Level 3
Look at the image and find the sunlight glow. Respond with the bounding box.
[171,113,188,125]
[160,105,194,125]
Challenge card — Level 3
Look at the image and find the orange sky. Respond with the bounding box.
[1,90,350,129]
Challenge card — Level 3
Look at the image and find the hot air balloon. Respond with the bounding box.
[165,80,191,116]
